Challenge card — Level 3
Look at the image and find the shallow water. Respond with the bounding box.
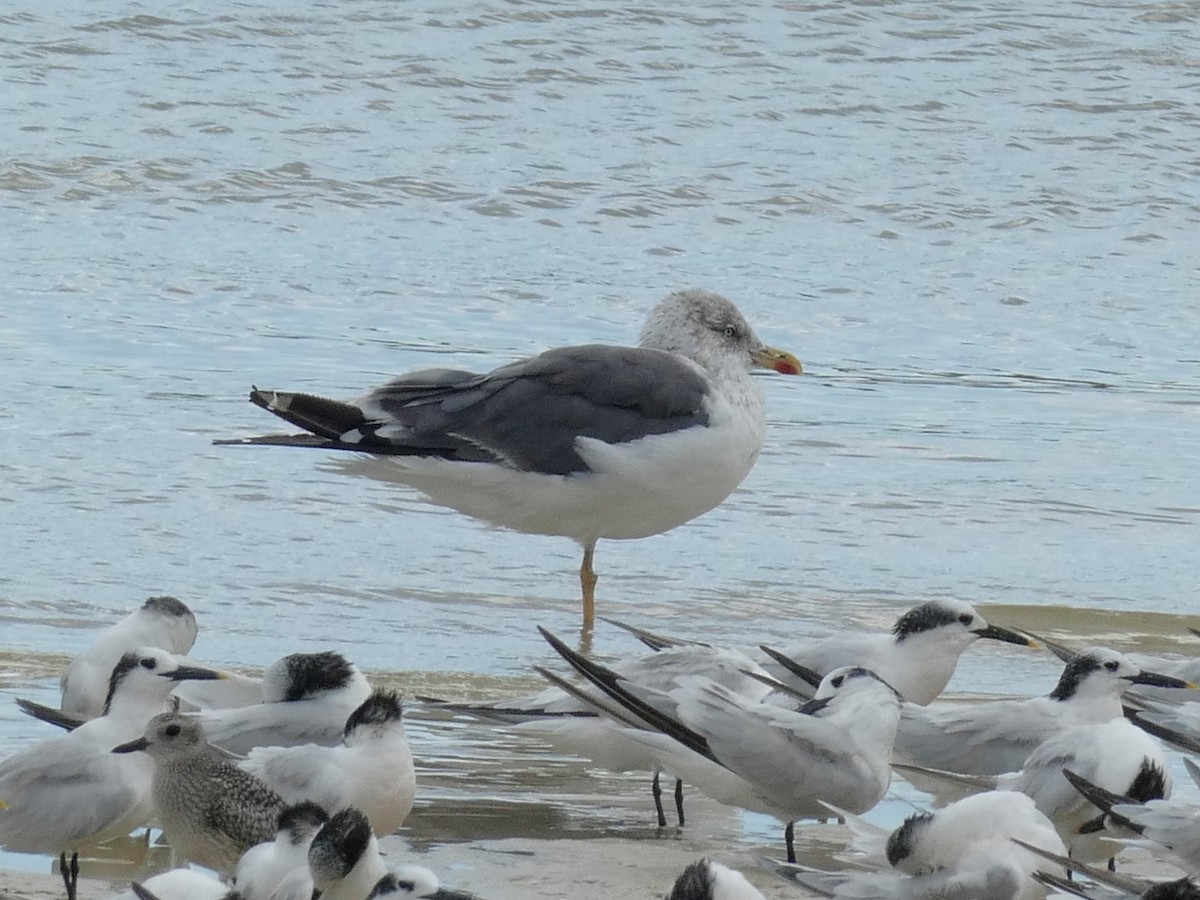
[2,0,1199,887]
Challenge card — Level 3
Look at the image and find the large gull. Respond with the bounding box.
[217,288,801,626]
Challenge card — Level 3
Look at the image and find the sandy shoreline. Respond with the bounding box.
[0,834,815,899]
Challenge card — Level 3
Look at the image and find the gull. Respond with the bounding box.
[239,689,414,836]
[897,716,1172,864]
[894,647,1190,776]
[606,598,1036,706]
[215,288,801,628]
[424,638,774,826]
[1061,762,1200,875]
[234,801,328,900]
[113,712,286,875]
[307,807,480,900]
[764,791,1067,900]
[538,627,902,862]
[60,595,198,720]
[0,648,224,900]
[191,650,372,755]
[666,858,766,900]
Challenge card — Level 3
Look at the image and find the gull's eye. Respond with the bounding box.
[1104,660,1119,672]
[140,658,157,670]
[164,723,182,737]
[958,614,973,626]
[723,324,738,338]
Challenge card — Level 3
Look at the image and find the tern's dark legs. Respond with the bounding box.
[59,852,79,900]
[674,777,685,826]
[786,821,796,864]
[651,772,667,827]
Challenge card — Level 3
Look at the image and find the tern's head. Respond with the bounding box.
[111,711,208,758]
[263,650,361,703]
[1049,647,1192,702]
[129,595,199,654]
[102,647,225,714]
[1141,877,1200,900]
[344,689,404,743]
[639,289,801,378]
[367,865,469,899]
[813,666,900,702]
[277,801,329,846]
[886,811,935,872]
[666,858,760,900]
[308,807,376,890]
[891,600,1032,650]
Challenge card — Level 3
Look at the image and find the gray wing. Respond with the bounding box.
[228,346,711,476]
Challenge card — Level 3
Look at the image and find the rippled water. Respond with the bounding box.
[2,0,1198,888]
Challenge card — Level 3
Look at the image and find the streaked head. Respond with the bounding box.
[639,289,801,377]
[1049,646,1193,701]
[308,807,374,890]
[277,801,329,845]
[892,600,1033,649]
[263,651,358,703]
[102,647,225,713]
[344,689,404,741]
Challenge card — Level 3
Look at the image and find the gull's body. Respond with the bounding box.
[114,712,286,875]
[539,627,901,861]
[0,649,223,900]
[760,600,1034,706]
[233,802,328,900]
[193,651,372,756]
[667,858,766,900]
[240,690,414,836]
[768,790,1066,900]
[895,647,1188,776]
[218,289,801,626]
[61,596,198,720]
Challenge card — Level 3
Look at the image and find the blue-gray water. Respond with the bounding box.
[1,0,1198,888]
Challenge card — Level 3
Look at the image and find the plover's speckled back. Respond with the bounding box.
[113,711,286,875]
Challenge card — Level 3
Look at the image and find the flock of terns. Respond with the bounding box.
[3,593,1200,900]
[3,289,1200,898]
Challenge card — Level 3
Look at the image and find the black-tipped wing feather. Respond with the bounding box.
[221,346,711,476]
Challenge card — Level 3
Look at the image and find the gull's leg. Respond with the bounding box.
[651,772,667,827]
[579,541,598,629]
[785,821,796,864]
[674,778,685,827]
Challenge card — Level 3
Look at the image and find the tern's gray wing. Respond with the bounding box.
[894,699,1055,775]
[195,702,345,756]
[769,861,1026,900]
[235,345,711,476]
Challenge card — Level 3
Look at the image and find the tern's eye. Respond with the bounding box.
[140,658,157,670]
[958,614,973,626]
[164,723,182,737]
[831,675,845,688]
[1104,660,1119,672]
